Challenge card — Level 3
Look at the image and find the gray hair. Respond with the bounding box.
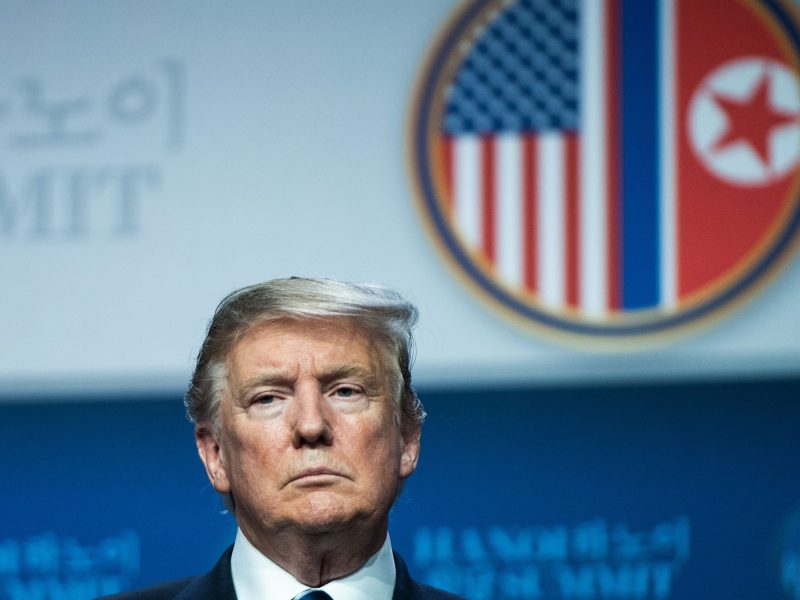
[185,277,425,439]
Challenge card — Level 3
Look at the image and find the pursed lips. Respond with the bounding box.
[287,466,350,485]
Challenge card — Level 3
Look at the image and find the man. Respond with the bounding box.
[103,277,463,600]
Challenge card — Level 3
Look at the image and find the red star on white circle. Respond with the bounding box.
[688,58,800,186]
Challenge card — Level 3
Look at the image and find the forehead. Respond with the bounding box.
[226,317,386,375]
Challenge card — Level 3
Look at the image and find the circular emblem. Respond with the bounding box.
[409,0,800,342]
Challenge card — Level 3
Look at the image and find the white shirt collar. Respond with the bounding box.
[230,527,396,600]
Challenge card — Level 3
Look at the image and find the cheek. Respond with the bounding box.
[361,421,404,468]
[222,428,284,485]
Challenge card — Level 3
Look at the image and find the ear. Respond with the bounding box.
[399,427,421,479]
[195,425,231,494]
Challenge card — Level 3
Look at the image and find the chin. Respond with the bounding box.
[291,493,366,533]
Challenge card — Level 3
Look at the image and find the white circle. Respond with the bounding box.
[687,57,800,186]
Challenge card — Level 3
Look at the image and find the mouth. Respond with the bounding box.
[289,467,347,485]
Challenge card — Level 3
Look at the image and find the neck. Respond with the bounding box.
[238,518,388,587]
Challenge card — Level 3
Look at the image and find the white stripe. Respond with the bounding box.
[660,0,678,309]
[496,133,523,287]
[538,133,566,308]
[580,0,608,317]
[454,135,481,250]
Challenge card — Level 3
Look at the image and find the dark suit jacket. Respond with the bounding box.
[98,546,464,600]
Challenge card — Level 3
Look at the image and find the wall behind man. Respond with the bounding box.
[2,0,800,394]
[1,2,800,599]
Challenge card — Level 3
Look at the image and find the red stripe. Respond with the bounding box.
[565,134,580,308]
[523,135,537,292]
[606,0,621,312]
[442,136,454,216]
[481,135,496,263]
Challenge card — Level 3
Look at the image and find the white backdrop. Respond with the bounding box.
[2,1,800,398]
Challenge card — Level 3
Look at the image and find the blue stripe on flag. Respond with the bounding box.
[620,0,661,309]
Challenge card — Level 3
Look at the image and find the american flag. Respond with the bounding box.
[440,0,608,317]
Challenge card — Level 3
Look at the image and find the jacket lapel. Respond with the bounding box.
[174,545,238,600]
[392,552,419,600]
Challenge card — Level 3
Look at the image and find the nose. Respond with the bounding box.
[290,383,333,449]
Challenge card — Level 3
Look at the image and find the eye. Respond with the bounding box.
[333,386,359,398]
[254,395,276,405]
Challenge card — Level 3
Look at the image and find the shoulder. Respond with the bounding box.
[392,551,466,600]
[97,578,194,600]
[407,581,466,600]
[97,546,236,600]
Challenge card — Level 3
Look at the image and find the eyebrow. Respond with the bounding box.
[318,365,382,389]
[238,364,383,397]
[239,370,296,396]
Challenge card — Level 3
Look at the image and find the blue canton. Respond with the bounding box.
[444,0,580,135]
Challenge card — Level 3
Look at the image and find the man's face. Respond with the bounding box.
[196,318,420,544]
